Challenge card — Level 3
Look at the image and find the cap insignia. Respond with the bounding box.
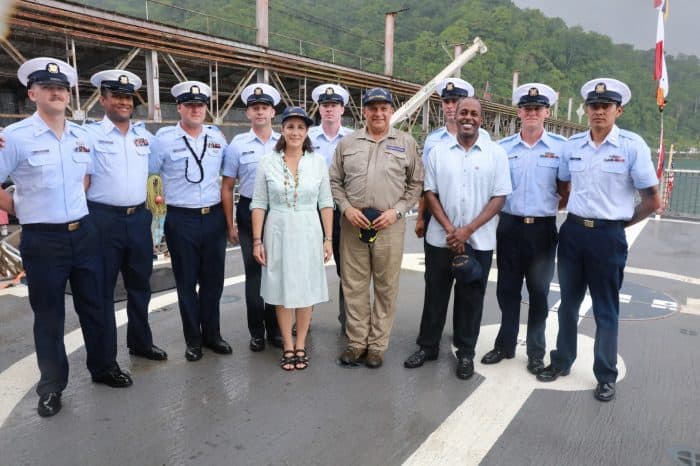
[595,83,607,94]
[325,87,334,95]
[446,82,455,91]
[528,87,539,96]
[254,87,263,96]
[46,63,59,74]
[118,75,129,85]
[191,85,200,94]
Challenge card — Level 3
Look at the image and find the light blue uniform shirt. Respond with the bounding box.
[0,113,91,224]
[499,131,567,217]
[558,125,658,220]
[423,126,490,163]
[308,125,354,167]
[424,134,512,251]
[84,117,153,206]
[222,129,280,198]
[149,123,227,208]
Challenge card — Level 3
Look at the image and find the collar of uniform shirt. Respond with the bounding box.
[100,116,136,135]
[356,126,399,142]
[450,132,489,152]
[30,112,53,137]
[515,131,551,149]
[582,124,620,148]
[244,128,280,144]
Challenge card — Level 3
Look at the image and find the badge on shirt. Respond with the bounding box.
[134,138,150,147]
[97,139,114,145]
[385,145,406,153]
[540,152,559,159]
[570,156,583,161]
[74,140,90,153]
[173,147,187,153]
[241,150,254,155]
[207,141,222,149]
[508,154,519,160]
[604,155,625,163]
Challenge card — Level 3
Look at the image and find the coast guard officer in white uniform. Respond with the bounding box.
[537,78,660,402]
[0,58,132,418]
[150,81,232,362]
[85,69,167,363]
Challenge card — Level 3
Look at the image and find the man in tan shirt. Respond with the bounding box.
[329,87,423,368]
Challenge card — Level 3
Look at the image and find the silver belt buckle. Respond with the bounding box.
[583,219,595,228]
[201,207,211,215]
[524,217,535,224]
[126,206,137,215]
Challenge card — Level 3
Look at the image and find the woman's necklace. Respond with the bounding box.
[282,153,301,209]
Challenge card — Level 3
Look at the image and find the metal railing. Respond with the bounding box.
[660,169,700,219]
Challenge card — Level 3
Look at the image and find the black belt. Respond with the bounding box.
[88,201,145,216]
[167,203,222,215]
[501,212,556,224]
[23,218,84,232]
[238,196,252,203]
[567,213,625,229]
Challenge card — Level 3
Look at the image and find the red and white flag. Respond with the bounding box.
[654,0,669,109]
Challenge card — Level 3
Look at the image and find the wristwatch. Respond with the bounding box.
[395,208,403,220]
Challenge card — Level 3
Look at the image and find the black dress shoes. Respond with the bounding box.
[594,382,616,402]
[185,346,203,361]
[481,348,514,365]
[249,338,265,352]
[203,337,233,354]
[404,349,438,369]
[456,356,474,380]
[92,367,133,388]
[536,364,570,382]
[129,345,168,361]
[268,335,284,349]
[526,357,545,375]
[37,392,62,417]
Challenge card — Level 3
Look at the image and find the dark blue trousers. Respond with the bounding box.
[494,214,557,359]
[20,216,113,395]
[416,243,493,359]
[550,218,627,383]
[165,205,227,347]
[90,203,154,359]
[236,197,278,340]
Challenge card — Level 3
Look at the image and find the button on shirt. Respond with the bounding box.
[222,129,280,198]
[308,125,354,167]
[499,131,566,217]
[149,123,227,208]
[329,127,423,215]
[0,113,91,224]
[84,117,153,206]
[558,125,657,220]
[424,134,512,251]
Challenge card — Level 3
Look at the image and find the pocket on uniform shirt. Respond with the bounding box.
[537,157,560,169]
[27,150,60,189]
[342,151,365,172]
[240,153,259,165]
[601,161,626,174]
[568,159,585,172]
[134,145,151,157]
[169,148,189,162]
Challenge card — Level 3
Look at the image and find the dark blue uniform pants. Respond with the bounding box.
[236,196,278,340]
[165,205,227,347]
[495,214,557,359]
[20,216,113,396]
[416,243,493,359]
[550,218,627,383]
[90,203,154,359]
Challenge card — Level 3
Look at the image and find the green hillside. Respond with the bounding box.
[83,0,700,150]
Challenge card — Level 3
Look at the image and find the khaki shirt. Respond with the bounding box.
[329,127,423,215]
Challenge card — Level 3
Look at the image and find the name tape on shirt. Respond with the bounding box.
[603,155,625,163]
[540,152,559,159]
[385,145,406,153]
[207,141,221,149]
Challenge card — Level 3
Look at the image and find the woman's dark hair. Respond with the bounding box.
[274,119,315,153]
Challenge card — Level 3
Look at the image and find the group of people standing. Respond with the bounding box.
[0,55,659,419]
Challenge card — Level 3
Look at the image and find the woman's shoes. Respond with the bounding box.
[280,350,296,371]
[294,348,309,370]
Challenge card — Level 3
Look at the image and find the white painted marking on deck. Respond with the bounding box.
[0,273,246,427]
[682,298,700,315]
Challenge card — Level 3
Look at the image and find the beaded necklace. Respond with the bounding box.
[282,153,301,209]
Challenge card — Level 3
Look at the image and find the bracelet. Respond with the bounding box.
[323,237,332,242]
[253,237,261,241]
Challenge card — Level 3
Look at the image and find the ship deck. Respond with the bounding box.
[0,215,698,466]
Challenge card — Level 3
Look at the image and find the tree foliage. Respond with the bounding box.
[86,0,700,149]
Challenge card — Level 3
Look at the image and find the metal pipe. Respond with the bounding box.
[384,12,395,76]
[390,37,488,126]
[256,0,268,48]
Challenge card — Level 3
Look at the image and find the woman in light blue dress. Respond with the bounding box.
[251,107,333,371]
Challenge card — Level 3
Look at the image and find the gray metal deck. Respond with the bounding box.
[0,216,698,466]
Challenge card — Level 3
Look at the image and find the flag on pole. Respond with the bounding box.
[654,0,669,110]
